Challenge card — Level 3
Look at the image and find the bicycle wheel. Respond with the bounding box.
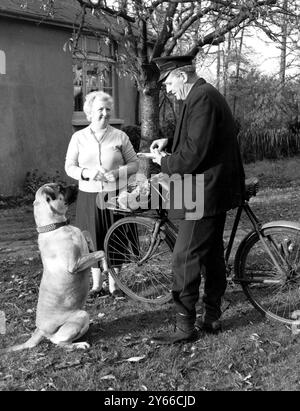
[235,225,300,324]
[104,216,173,304]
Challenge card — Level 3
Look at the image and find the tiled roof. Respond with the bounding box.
[0,0,127,36]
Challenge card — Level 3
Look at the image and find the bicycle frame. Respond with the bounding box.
[110,184,288,279]
[225,203,262,264]
[225,202,287,278]
[136,210,177,263]
[114,202,261,267]
[104,178,300,319]
[148,200,288,280]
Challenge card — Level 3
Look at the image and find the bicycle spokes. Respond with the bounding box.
[105,219,173,304]
[237,227,300,324]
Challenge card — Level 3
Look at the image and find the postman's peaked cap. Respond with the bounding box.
[153,55,194,82]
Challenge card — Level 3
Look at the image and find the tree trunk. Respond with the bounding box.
[280,0,288,86]
[140,87,160,151]
[223,32,232,98]
[232,28,244,117]
[138,84,161,177]
[216,44,221,91]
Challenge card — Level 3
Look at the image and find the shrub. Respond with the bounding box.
[227,70,300,131]
[0,195,25,209]
[122,121,176,154]
[23,169,66,201]
[239,126,300,163]
[0,169,66,209]
[122,125,141,152]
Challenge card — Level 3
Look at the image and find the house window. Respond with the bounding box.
[73,36,117,115]
[0,50,6,74]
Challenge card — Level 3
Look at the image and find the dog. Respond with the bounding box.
[1,183,106,353]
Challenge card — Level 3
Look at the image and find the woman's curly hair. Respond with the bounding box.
[83,91,114,121]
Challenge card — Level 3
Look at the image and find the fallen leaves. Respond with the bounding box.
[54,359,83,370]
[0,180,299,392]
[114,355,147,364]
[123,355,146,363]
[100,375,116,380]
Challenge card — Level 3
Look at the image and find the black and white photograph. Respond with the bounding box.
[0,0,300,393]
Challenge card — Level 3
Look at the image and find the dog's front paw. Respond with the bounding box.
[95,250,105,259]
[95,251,107,271]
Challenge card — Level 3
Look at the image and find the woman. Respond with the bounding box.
[65,91,139,297]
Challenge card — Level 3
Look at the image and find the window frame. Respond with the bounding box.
[72,35,119,117]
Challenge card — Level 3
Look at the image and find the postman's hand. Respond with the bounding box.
[150,138,168,154]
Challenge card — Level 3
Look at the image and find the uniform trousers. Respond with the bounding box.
[172,213,227,321]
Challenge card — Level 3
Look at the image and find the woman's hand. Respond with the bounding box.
[94,166,107,182]
[82,167,107,181]
[82,168,99,180]
[104,169,119,182]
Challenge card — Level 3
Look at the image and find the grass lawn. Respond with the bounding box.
[0,156,300,391]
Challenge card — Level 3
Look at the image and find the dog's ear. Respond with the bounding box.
[41,186,57,203]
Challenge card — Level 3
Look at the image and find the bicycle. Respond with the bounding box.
[104,177,300,325]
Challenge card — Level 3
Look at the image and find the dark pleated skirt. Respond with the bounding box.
[75,191,117,258]
[75,190,138,268]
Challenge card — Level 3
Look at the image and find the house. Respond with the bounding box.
[0,0,139,195]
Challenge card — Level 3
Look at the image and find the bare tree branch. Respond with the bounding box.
[151,2,178,58]
[187,0,278,57]
[165,4,226,54]
[73,2,87,50]
[76,0,135,22]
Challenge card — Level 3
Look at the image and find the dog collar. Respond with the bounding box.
[36,219,70,234]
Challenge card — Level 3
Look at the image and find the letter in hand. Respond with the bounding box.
[152,148,163,166]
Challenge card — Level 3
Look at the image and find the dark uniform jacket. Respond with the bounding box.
[161,78,245,220]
